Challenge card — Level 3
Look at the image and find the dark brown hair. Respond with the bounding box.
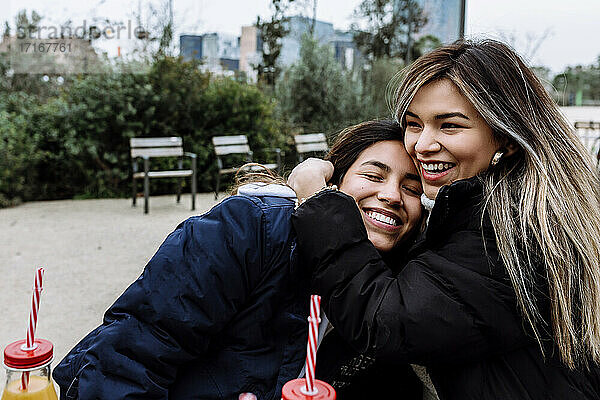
[231,120,404,194]
[326,119,404,186]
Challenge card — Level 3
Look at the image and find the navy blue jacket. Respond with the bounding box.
[54,194,310,399]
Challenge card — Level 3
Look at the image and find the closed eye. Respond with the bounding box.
[361,173,383,181]
[402,185,422,196]
[441,122,465,129]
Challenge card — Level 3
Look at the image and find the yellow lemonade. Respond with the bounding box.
[1,376,57,400]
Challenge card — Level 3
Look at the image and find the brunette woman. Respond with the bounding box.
[53,120,424,400]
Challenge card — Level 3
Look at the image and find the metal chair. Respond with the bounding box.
[294,133,328,162]
[130,137,197,214]
[212,135,281,199]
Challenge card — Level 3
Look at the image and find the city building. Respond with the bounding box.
[180,32,240,75]
[238,15,362,79]
[412,0,466,44]
[181,15,362,80]
[331,29,361,71]
[179,34,202,60]
[239,25,262,81]
[278,16,336,66]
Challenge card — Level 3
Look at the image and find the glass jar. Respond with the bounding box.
[2,339,58,400]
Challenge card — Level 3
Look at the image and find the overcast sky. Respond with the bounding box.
[2,0,599,73]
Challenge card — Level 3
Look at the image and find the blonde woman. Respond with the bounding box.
[289,39,600,399]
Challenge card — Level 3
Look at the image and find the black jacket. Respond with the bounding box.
[292,178,600,399]
[316,328,423,399]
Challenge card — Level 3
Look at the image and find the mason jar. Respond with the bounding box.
[2,338,58,400]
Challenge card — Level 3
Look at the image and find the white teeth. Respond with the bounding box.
[366,211,399,226]
[422,162,453,172]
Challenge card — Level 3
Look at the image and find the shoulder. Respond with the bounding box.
[181,195,296,255]
[223,194,296,226]
[182,194,295,228]
[217,193,294,211]
[417,220,508,286]
[425,182,503,279]
[408,213,519,323]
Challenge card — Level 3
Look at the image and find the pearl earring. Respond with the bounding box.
[490,151,504,166]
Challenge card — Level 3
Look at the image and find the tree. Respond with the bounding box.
[358,57,405,119]
[351,0,427,62]
[411,34,441,60]
[154,0,175,56]
[255,0,295,87]
[0,50,285,205]
[114,0,177,59]
[553,58,600,106]
[15,9,42,38]
[496,28,552,64]
[275,35,361,133]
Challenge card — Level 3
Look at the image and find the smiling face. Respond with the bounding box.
[339,140,423,253]
[403,79,500,200]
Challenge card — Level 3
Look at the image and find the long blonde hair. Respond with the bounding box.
[228,163,287,196]
[392,39,600,369]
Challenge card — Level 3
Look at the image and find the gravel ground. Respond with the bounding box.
[0,193,220,392]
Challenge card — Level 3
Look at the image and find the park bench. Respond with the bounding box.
[130,137,197,214]
[294,133,328,162]
[212,135,281,199]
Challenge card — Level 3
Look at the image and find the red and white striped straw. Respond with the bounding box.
[26,267,44,349]
[21,372,29,391]
[303,295,321,395]
[21,267,44,391]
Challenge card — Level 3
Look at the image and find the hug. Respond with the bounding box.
[54,39,600,399]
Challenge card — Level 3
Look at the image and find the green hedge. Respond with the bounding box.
[0,109,33,207]
[0,56,289,206]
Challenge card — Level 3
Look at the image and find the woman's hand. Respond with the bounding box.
[288,158,334,201]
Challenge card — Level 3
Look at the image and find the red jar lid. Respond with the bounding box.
[3,339,53,369]
[282,379,336,400]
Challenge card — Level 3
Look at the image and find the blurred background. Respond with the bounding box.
[0,0,598,207]
[0,1,599,391]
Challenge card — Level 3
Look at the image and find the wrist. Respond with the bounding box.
[296,185,338,209]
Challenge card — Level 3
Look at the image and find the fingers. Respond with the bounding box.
[239,393,258,400]
[288,158,335,201]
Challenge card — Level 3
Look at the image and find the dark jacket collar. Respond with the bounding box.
[409,176,487,255]
[427,176,486,237]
